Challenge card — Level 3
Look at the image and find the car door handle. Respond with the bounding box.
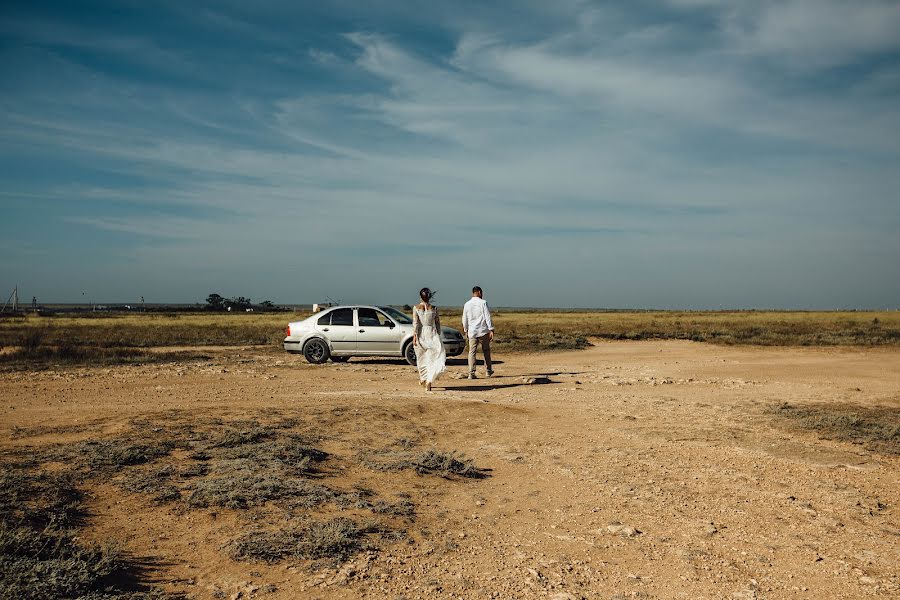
[323,328,329,331]
[358,329,365,332]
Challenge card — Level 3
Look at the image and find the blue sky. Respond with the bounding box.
[1,0,898,308]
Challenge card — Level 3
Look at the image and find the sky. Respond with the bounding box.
[1,0,899,309]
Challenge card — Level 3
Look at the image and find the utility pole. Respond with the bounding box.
[1,285,18,314]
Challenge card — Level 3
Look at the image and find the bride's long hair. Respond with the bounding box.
[419,287,435,304]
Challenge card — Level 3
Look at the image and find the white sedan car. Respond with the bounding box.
[284,305,466,365]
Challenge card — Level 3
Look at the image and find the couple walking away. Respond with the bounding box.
[413,285,494,391]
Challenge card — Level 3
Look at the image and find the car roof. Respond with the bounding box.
[320,305,382,310]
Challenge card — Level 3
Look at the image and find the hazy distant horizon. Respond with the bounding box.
[18,297,900,312]
[2,1,899,309]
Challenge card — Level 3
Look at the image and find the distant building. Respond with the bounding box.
[312,302,334,313]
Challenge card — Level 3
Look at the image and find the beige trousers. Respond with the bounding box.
[467,334,492,374]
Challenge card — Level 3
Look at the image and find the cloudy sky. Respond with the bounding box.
[1,0,898,308]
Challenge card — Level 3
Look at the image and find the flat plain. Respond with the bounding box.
[1,311,898,599]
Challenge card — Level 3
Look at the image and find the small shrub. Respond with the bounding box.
[360,448,489,479]
[227,518,376,563]
[413,450,488,479]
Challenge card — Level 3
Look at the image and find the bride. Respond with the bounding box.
[412,287,446,391]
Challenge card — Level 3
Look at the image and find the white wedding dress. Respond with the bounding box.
[413,306,447,385]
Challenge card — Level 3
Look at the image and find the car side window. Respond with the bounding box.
[374,310,394,327]
[329,308,353,326]
[357,308,380,328]
[317,313,330,326]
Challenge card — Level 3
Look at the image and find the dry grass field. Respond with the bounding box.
[1,310,899,599]
[1,309,898,368]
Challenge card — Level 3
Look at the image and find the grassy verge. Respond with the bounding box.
[771,402,900,455]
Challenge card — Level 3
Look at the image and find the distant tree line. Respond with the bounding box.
[205,293,278,312]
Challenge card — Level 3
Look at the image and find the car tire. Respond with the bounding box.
[303,338,330,364]
[331,356,350,363]
[404,342,417,366]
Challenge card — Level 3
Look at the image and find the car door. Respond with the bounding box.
[316,308,356,352]
[356,307,401,353]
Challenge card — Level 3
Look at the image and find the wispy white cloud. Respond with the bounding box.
[724,0,900,69]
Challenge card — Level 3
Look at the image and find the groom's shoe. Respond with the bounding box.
[486,370,494,377]
[468,373,477,380]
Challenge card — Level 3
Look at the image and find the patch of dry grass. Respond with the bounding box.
[771,402,900,455]
[226,518,381,563]
[3,413,465,570]
[360,447,489,479]
[9,422,98,440]
[0,470,180,600]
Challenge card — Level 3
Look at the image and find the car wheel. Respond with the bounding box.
[331,356,350,362]
[303,338,330,364]
[404,342,417,366]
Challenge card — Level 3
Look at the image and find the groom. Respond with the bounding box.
[462,286,494,379]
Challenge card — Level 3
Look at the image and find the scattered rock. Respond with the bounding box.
[859,576,878,585]
[705,522,718,536]
[523,376,552,385]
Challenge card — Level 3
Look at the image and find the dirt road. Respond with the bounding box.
[2,340,898,599]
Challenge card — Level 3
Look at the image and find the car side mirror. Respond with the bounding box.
[387,322,395,328]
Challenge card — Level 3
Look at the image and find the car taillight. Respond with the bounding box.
[285,325,291,337]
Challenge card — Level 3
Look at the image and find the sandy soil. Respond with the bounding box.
[2,340,898,599]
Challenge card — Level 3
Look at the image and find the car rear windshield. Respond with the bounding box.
[379,306,413,324]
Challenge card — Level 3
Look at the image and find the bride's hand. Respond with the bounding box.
[413,335,418,346]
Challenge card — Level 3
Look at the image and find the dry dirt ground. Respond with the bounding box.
[2,340,899,599]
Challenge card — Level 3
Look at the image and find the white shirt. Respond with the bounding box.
[462,296,494,338]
